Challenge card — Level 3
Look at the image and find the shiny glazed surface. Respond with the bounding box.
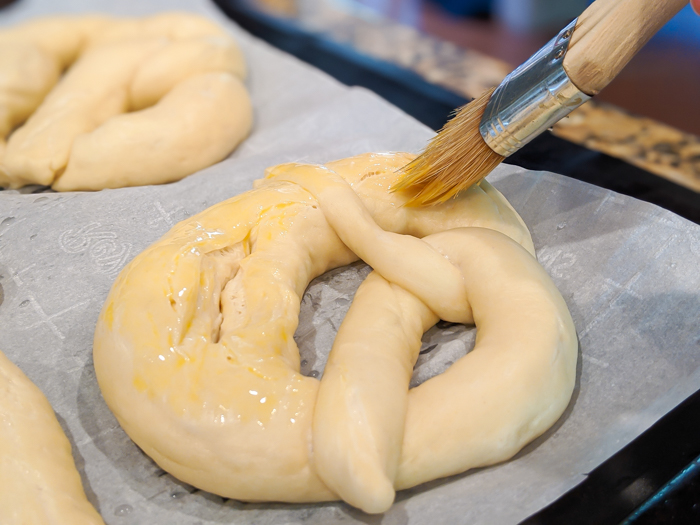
[93,152,576,512]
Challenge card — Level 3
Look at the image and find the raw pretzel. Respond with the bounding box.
[93,152,577,513]
[0,13,252,190]
[0,349,104,524]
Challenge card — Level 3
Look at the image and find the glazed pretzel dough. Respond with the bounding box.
[94,152,577,513]
[0,13,252,190]
[0,350,104,524]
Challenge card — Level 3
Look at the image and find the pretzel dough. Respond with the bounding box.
[0,13,252,190]
[0,350,104,524]
[93,152,577,513]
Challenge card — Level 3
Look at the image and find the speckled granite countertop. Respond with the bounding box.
[248,0,700,193]
[553,103,700,193]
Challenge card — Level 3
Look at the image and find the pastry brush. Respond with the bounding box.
[395,0,689,205]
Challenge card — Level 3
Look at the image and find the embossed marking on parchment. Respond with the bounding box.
[149,201,185,229]
[6,263,36,287]
[59,223,117,253]
[17,295,90,341]
[59,222,131,274]
[537,246,577,279]
[579,272,642,339]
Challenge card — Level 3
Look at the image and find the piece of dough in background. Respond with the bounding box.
[0,13,252,191]
[0,349,104,524]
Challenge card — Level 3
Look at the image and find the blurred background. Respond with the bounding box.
[254,0,700,136]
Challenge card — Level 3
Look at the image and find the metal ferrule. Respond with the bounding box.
[479,18,591,157]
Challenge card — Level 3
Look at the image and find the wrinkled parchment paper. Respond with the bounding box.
[1,1,700,523]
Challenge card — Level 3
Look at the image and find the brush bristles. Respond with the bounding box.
[394,87,505,206]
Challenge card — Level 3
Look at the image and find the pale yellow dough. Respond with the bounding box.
[0,13,252,190]
[0,350,104,524]
[93,152,577,513]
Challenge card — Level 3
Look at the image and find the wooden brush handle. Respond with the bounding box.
[563,0,688,95]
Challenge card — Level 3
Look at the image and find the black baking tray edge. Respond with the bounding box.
[215,2,700,523]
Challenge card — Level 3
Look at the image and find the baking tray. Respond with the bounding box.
[212,1,700,523]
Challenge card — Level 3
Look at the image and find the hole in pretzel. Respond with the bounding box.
[295,261,477,383]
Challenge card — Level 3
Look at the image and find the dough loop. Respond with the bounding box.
[94,152,577,513]
[0,13,252,190]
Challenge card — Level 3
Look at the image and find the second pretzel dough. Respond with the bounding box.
[94,152,577,512]
[0,13,252,190]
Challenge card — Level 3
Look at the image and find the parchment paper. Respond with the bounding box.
[1,1,700,524]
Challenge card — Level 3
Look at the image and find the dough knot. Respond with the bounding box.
[93,152,577,513]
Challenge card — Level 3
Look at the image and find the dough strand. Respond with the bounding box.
[0,350,104,525]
